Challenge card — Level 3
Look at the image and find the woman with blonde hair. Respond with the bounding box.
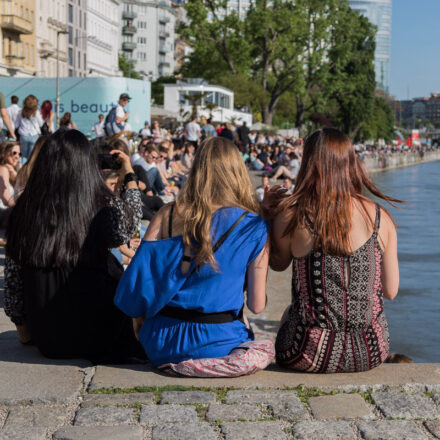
[115,137,274,376]
[15,95,44,160]
[264,128,401,373]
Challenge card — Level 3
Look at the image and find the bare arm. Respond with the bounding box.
[246,238,269,314]
[1,108,16,140]
[269,211,293,271]
[380,211,399,300]
[0,167,14,207]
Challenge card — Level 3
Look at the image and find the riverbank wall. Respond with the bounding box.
[362,150,440,173]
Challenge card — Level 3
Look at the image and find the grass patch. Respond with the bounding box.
[289,384,340,404]
[360,390,374,404]
[193,404,208,421]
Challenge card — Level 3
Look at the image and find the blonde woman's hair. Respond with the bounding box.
[176,137,260,269]
[21,95,38,119]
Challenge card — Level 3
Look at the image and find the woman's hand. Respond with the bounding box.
[261,185,289,219]
[110,150,134,176]
[132,316,146,341]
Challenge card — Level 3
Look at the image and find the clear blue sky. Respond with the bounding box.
[390,0,440,100]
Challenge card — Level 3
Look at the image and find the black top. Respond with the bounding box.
[4,189,145,363]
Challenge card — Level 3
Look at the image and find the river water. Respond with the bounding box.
[373,161,440,362]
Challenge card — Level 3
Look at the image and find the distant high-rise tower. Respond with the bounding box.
[349,0,392,93]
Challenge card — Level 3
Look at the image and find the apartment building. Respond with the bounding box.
[87,0,120,77]
[120,0,178,80]
[0,0,37,77]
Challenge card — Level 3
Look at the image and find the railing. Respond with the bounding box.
[159,30,170,38]
[159,15,170,23]
[5,54,24,68]
[159,61,170,68]
[122,42,137,51]
[159,44,171,53]
[122,10,137,20]
[122,25,137,35]
[0,14,33,34]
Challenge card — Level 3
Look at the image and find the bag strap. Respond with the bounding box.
[188,210,249,277]
[168,203,174,238]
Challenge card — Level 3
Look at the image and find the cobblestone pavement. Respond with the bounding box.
[1,384,440,439]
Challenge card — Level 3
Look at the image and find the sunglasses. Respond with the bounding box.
[150,155,159,160]
[11,151,21,157]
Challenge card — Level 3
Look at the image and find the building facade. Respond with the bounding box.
[34,0,68,78]
[120,0,178,80]
[87,0,120,77]
[349,0,392,93]
[0,0,37,77]
[396,94,440,126]
[67,0,87,77]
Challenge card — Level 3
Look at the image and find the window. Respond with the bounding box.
[68,47,73,66]
[68,26,73,44]
[78,51,81,68]
[69,69,73,77]
[84,53,86,69]
[68,4,73,23]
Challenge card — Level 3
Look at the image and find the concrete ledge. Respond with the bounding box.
[90,363,440,391]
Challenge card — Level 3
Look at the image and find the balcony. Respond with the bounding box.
[0,14,33,34]
[159,30,170,38]
[122,41,137,51]
[5,54,24,69]
[159,44,171,53]
[159,15,170,23]
[122,10,137,20]
[122,25,137,35]
[159,61,170,68]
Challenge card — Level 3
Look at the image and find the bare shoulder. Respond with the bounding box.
[143,204,171,241]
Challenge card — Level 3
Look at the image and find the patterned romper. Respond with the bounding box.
[275,204,390,373]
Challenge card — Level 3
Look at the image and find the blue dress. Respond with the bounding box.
[114,207,268,366]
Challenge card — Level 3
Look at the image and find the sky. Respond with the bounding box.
[390,0,440,100]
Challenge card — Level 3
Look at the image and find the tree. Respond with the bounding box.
[359,97,395,142]
[179,0,377,128]
[151,76,177,106]
[118,53,141,79]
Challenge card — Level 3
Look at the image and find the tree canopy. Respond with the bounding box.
[178,0,394,140]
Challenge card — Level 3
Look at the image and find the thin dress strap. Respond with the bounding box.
[374,203,381,235]
[168,203,174,238]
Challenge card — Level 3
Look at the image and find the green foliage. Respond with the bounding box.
[118,53,141,79]
[179,0,385,138]
[359,97,395,142]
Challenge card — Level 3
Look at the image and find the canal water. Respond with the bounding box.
[373,161,440,362]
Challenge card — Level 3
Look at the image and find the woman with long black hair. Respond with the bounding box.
[4,129,145,363]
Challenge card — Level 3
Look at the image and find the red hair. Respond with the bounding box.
[280,128,401,256]
[41,100,52,121]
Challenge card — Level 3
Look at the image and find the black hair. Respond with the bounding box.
[11,95,19,104]
[6,129,113,268]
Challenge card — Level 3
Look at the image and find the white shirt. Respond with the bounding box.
[16,111,43,137]
[140,127,151,138]
[132,155,156,172]
[92,121,105,137]
[116,105,126,127]
[185,122,201,141]
[7,104,21,131]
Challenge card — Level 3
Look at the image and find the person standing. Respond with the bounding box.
[92,114,105,138]
[40,100,55,134]
[184,116,201,148]
[7,96,21,133]
[0,92,16,143]
[201,117,216,139]
[15,95,43,160]
[139,121,151,139]
[236,121,250,151]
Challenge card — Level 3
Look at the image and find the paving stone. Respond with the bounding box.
[53,425,144,440]
[152,423,217,440]
[3,405,69,429]
[221,421,288,440]
[226,390,308,420]
[0,427,46,440]
[160,391,216,404]
[140,404,197,425]
[372,392,439,419]
[309,394,374,420]
[357,421,428,440]
[293,421,356,439]
[425,421,440,439]
[433,394,440,405]
[206,403,263,421]
[0,408,7,430]
[74,407,135,426]
[82,392,155,407]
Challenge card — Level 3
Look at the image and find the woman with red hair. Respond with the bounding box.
[264,128,401,373]
[40,100,54,133]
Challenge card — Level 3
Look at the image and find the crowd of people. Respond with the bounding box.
[0,90,402,377]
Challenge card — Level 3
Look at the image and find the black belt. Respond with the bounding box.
[158,305,243,324]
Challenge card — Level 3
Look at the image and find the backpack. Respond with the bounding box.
[104,107,117,136]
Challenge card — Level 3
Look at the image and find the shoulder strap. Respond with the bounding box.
[374,203,381,232]
[188,210,249,277]
[168,203,174,238]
